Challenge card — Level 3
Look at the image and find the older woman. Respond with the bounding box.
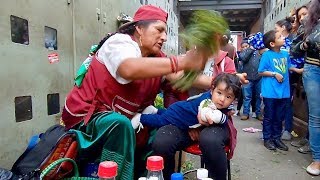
[61,5,210,180]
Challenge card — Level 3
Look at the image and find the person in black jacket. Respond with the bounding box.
[291,0,320,175]
[239,34,266,121]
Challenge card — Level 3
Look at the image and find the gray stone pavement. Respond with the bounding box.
[185,116,318,180]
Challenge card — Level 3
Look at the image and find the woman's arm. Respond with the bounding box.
[259,71,284,83]
[118,50,208,81]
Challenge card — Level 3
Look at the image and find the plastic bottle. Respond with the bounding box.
[97,161,118,180]
[146,156,164,180]
[171,172,183,180]
[197,168,208,179]
[138,178,147,180]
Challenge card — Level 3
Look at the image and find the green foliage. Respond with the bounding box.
[181,160,194,173]
[172,10,228,91]
[172,71,199,91]
[181,10,228,53]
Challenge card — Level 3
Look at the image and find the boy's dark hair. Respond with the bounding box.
[263,30,276,49]
[211,73,241,98]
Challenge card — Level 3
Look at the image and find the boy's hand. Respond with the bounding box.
[275,73,284,83]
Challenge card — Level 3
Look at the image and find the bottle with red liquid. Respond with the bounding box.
[146,156,164,180]
[97,161,118,180]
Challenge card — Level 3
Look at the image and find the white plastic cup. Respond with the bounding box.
[197,168,208,179]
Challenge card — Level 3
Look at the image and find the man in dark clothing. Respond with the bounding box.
[239,47,265,120]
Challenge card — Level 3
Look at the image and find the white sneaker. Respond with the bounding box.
[306,164,320,176]
[131,113,144,132]
[142,105,158,114]
[252,112,257,118]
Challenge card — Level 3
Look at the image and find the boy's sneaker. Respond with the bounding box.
[274,139,289,151]
[252,112,257,118]
[281,130,292,141]
[264,139,276,150]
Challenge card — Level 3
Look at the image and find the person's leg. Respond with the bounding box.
[303,64,320,173]
[242,81,253,119]
[72,112,135,180]
[251,86,256,115]
[282,97,293,140]
[234,88,243,116]
[272,99,289,151]
[254,79,262,118]
[199,125,229,180]
[263,98,276,150]
[152,125,191,179]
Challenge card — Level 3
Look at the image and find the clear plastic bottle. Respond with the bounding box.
[146,156,164,180]
[197,168,208,180]
[97,161,118,180]
[171,172,183,180]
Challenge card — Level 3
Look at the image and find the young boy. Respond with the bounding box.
[258,30,299,151]
[131,73,241,130]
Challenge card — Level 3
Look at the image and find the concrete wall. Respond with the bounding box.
[264,0,311,32]
[0,0,181,169]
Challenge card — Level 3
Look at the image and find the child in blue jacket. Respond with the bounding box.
[131,73,241,130]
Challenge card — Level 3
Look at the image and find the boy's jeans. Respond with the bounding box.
[242,79,261,116]
[303,64,320,161]
[263,98,288,140]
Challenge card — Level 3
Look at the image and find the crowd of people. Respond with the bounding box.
[59,0,320,179]
[235,0,320,176]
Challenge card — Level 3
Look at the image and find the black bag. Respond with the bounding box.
[11,124,78,179]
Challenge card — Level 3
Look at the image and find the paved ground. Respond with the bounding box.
[185,115,318,180]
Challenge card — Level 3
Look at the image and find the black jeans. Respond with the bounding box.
[152,125,229,180]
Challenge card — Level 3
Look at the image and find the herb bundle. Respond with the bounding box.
[172,10,228,91]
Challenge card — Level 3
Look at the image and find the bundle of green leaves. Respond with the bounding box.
[172,10,228,91]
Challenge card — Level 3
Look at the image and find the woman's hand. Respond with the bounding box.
[290,67,304,74]
[180,49,211,71]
